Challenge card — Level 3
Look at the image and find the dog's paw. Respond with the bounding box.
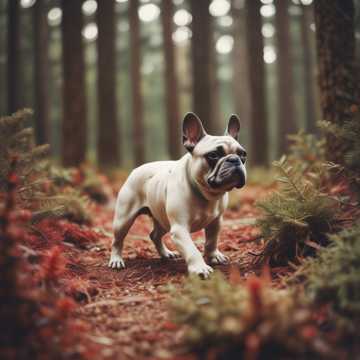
[188,263,214,279]
[207,250,229,265]
[108,254,125,269]
[160,248,180,260]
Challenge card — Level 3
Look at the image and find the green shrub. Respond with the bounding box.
[287,130,326,172]
[255,156,340,266]
[300,224,360,328]
[0,110,93,224]
[32,189,92,225]
[170,272,329,359]
[320,117,360,199]
[0,109,50,205]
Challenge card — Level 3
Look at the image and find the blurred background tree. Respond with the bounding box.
[61,0,87,166]
[97,0,121,168]
[1,0,360,168]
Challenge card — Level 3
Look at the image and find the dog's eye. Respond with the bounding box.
[238,150,247,163]
[206,151,220,161]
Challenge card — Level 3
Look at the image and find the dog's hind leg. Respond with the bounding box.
[109,187,143,269]
[150,220,179,259]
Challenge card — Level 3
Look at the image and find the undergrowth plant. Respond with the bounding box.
[32,189,92,224]
[255,156,340,266]
[170,272,331,360]
[0,109,49,205]
[320,116,360,199]
[0,160,96,359]
[296,224,360,329]
[287,130,326,173]
[0,110,92,224]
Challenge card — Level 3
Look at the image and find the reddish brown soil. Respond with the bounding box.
[47,185,274,359]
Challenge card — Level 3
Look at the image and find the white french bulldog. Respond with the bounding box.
[109,113,247,278]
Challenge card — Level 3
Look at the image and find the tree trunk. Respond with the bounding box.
[7,0,21,114]
[161,0,181,159]
[61,0,87,166]
[96,0,120,168]
[33,0,50,145]
[275,0,297,155]
[129,0,145,166]
[190,0,217,134]
[314,0,358,124]
[314,0,359,161]
[300,3,317,134]
[245,0,268,166]
[231,0,251,148]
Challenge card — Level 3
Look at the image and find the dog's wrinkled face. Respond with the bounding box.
[183,112,247,194]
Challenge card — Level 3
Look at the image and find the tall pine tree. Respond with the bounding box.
[314,0,360,161]
[245,0,268,165]
[96,0,120,167]
[190,0,218,134]
[129,0,145,166]
[275,0,297,155]
[61,0,87,166]
[161,0,181,159]
[33,0,50,145]
[7,0,21,114]
[300,3,317,134]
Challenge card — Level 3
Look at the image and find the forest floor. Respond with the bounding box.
[49,182,280,359]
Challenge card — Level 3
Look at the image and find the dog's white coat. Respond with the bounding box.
[109,115,246,278]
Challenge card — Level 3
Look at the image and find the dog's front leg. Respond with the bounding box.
[170,223,213,278]
[204,217,229,265]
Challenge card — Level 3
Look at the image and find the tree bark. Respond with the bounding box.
[314,0,358,124]
[129,0,145,166]
[275,0,297,155]
[300,3,317,134]
[96,0,120,167]
[61,0,87,166]
[231,0,251,147]
[33,0,50,145]
[161,0,181,159]
[190,0,217,134]
[314,0,359,161]
[7,0,21,114]
[245,0,268,166]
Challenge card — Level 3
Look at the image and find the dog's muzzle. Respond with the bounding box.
[208,155,246,190]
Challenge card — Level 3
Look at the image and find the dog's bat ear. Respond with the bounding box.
[182,112,206,152]
[225,114,240,140]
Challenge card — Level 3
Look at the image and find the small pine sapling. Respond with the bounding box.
[255,156,341,266]
[0,110,94,224]
[287,130,326,173]
[0,109,49,206]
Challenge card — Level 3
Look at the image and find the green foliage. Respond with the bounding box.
[319,117,360,197]
[255,156,340,266]
[170,272,329,359]
[319,118,360,170]
[48,165,74,188]
[0,110,92,224]
[341,116,360,172]
[32,190,92,225]
[0,109,50,204]
[287,130,326,172]
[300,224,360,328]
[80,166,111,204]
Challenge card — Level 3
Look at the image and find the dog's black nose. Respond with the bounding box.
[226,155,240,164]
